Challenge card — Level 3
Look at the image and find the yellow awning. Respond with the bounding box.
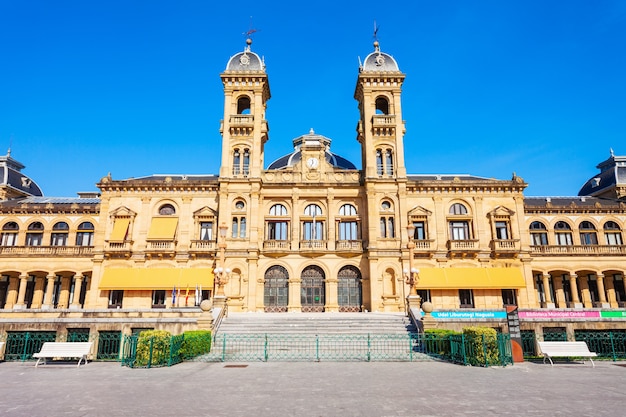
[416,267,525,289]
[147,217,178,240]
[99,268,214,290]
[109,218,130,242]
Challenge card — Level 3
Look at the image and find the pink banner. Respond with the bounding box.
[519,310,600,319]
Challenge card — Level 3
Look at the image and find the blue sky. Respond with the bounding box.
[1,1,624,197]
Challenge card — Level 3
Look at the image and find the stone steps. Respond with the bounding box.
[217,312,417,335]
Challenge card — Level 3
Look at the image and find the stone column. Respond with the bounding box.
[542,274,554,308]
[4,276,19,309]
[579,275,592,308]
[42,274,57,309]
[554,276,566,308]
[569,274,582,308]
[596,273,610,308]
[605,275,618,308]
[30,275,46,309]
[14,273,29,309]
[288,277,302,312]
[58,276,71,309]
[325,277,339,313]
[70,273,84,309]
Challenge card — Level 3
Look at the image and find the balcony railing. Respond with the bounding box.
[490,239,521,252]
[146,240,176,251]
[0,245,94,257]
[190,240,217,251]
[300,240,327,250]
[263,240,291,252]
[335,240,363,252]
[410,239,434,251]
[530,245,626,255]
[372,114,396,125]
[447,240,480,252]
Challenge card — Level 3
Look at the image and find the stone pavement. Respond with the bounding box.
[1,359,623,417]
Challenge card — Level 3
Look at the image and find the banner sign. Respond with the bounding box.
[431,311,507,319]
[518,311,600,319]
[600,311,626,318]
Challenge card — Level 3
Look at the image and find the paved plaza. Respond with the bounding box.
[1,359,624,417]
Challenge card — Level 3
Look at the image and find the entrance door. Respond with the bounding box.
[301,266,325,312]
[338,266,362,312]
[264,266,289,312]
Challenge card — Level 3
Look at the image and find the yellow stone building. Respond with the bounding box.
[0,39,625,345]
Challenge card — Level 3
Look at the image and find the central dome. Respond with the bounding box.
[267,129,357,170]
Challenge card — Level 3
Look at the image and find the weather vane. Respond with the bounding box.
[243,16,259,39]
[373,20,380,42]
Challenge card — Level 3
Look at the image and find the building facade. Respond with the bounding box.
[1,39,625,345]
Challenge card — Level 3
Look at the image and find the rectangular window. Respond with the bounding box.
[531,232,548,245]
[555,232,573,246]
[580,232,598,245]
[239,217,246,238]
[459,289,474,308]
[502,289,517,306]
[26,233,43,246]
[450,221,469,240]
[606,232,623,245]
[339,221,358,240]
[51,233,68,246]
[108,290,124,308]
[1,233,18,246]
[152,290,166,308]
[76,232,94,246]
[417,289,431,303]
[303,221,323,240]
[495,221,509,240]
[413,221,426,240]
[268,221,288,240]
[200,222,213,241]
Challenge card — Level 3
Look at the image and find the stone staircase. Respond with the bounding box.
[215,312,417,336]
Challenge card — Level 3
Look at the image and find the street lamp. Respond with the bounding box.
[405,223,419,296]
[215,222,230,297]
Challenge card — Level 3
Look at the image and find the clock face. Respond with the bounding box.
[307,157,319,169]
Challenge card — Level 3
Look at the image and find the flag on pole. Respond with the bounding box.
[177,287,180,307]
[171,286,176,307]
[195,284,199,306]
[185,285,189,306]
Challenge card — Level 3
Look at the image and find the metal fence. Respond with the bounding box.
[193,333,513,366]
[519,330,626,361]
[121,332,211,368]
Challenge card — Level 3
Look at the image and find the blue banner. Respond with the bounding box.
[431,311,507,319]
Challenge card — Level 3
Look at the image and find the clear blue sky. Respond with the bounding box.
[1,1,624,197]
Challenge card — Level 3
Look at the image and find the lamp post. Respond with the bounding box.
[214,222,230,298]
[405,223,419,296]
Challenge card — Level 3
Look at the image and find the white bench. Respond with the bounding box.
[537,341,597,367]
[33,342,93,367]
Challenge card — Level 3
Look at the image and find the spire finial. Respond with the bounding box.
[373,20,380,51]
[610,148,615,157]
[243,16,258,51]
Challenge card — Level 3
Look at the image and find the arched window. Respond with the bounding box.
[26,222,44,246]
[264,265,289,312]
[237,96,251,114]
[376,150,383,175]
[375,97,389,115]
[232,200,246,238]
[1,221,19,246]
[303,204,324,241]
[579,221,598,245]
[301,265,325,312]
[159,204,176,215]
[338,204,359,241]
[554,221,573,246]
[529,221,548,245]
[243,149,250,175]
[267,204,289,241]
[379,201,395,238]
[233,149,241,175]
[449,203,468,215]
[604,221,623,245]
[51,221,69,246]
[76,222,95,246]
[385,149,393,175]
[338,266,362,312]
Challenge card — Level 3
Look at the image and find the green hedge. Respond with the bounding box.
[423,329,461,357]
[179,330,212,359]
[462,327,500,366]
[135,330,172,367]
